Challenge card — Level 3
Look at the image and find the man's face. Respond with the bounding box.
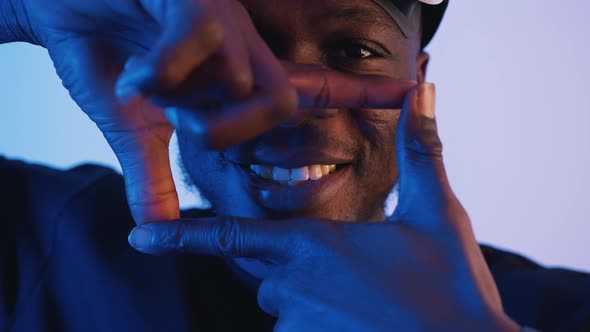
[178,0,425,221]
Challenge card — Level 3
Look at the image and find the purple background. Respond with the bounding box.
[1,1,588,271]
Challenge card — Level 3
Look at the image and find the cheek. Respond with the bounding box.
[177,133,229,199]
[345,109,400,217]
[361,109,400,185]
[373,110,400,174]
[353,108,400,150]
[177,132,262,216]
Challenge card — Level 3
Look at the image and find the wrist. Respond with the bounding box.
[0,0,38,44]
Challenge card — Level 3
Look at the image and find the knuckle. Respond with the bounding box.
[150,57,178,90]
[195,15,225,49]
[210,217,242,256]
[172,221,190,252]
[408,129,443,156]
[312,71,331,109]
[404,117,443,157]
[226,68,254,99]
[152,16,224,90]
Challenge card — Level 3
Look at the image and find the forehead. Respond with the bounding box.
[239,0,398,33]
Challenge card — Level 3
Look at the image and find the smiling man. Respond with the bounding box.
[1,0,590,331]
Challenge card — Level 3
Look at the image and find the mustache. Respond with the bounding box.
[223,122,360,163]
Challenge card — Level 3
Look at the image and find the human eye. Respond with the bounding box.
[329,41,384,60]
[325,39,394,73]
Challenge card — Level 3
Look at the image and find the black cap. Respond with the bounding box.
[420,0,448,48]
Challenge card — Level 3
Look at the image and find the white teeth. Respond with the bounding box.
[273,167,291,182]
[291,167,310,181]
[249,164,339,184]
[309,165,323,180]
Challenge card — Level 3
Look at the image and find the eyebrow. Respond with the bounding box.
[327,6,399,33]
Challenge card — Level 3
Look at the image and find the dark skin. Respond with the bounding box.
[5,0,520,329]
[178,0,430,222]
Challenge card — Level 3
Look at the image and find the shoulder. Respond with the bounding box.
[0,156,120,210]
[0,157,130,325]
[481,244,590,332]
[0,156,123,253]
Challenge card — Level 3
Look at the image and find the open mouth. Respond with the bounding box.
[232,160,354,212]
[238,163,350,186]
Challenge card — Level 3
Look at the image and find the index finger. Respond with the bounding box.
[167,65,417,150]
[128,216,294,262]
[189,8,298,149]
[285,62,417,109]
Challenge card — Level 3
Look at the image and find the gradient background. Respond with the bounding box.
[1,1,588,271]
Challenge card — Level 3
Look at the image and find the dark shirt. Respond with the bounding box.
[1,156,589,332]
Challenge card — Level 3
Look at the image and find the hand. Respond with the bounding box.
[17,0,296,223]
[128,80,520,331]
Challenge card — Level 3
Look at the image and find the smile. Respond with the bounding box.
[234,160,354,212]
[248,164,338,186]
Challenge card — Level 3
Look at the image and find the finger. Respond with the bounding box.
[389,84,503,311]
[165,88,296,150]
[213,1,254,99]
[221,9,299,140]
[164,10,297,150]
[285,62,416,109]
[142,2,254,107]
[389,84,458,227]
[115,1,224,101]
[147,58,238,109]
[144,54,251,109]
[161,73,414,149]
[148,2,254,101]
[127,216,294,261]
[62,37,181,225]
[154,67,416,111]
[102,98,180,224]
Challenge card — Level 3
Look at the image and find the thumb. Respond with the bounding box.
[391,83,457,227]
[391,85,505,312]
[48,34,180,225]
[101,99,180,224]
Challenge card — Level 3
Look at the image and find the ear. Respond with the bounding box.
[416,52,430,84]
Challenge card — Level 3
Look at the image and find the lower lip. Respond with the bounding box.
[235,164,353,212]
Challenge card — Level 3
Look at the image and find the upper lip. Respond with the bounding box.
[229,147,354,169]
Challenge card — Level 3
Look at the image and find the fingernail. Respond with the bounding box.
[418,83,436,119]
[128,226,153,249]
